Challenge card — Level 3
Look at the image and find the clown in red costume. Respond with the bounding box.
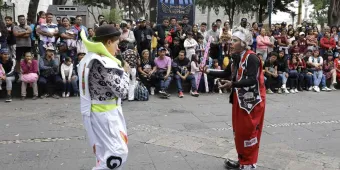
[201,26,266,170]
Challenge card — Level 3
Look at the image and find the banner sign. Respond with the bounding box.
[157,0,195,25]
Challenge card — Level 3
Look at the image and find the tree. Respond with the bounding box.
[328,0,340,26]
[27,0,40,23]
[78,0,110,23]
[103,8,122,23]
[310,0,329,26]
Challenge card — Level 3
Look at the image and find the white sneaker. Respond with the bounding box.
[278,88,282,94]
[308,87,313,91]
[219,89,223,94]
[330,84,336,91]
[284,88,290,94]
[294,89,299,93]
[150,87,155,95]
[0,86,2,90]
[62,92,66,98]
[325,87,332,91]
[290,89,295,94]
[66,92,70,97]
[321,87,327,91]
[314,86,320,92]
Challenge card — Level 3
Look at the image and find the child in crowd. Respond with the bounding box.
[38,11,46,25]
[196,35,206,59]
[61,57,74,97]
[65,27,78,49]
[220,28,231,55]
[0,63,4,90]
[164,40,171,57]
[170,37,181,60]
[211,59,223,93]
[20,52,39,100]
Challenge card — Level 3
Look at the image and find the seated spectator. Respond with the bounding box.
[61,57,73,97]
[20,51,38,100]
[88,28,95,41]
[154,47,172,98]
[320,31,336,57]
[164,40,171,57]
[297,32,307,54]
[323,52,337,90]
[196,35,206,59]
[170,37,182,60]
[277,29,289,56]
[0,49,15,102]
[184,31,198,59]
[306,28,318,51]
[138,49,157,95]
[290,40,300,55]
[335,56,340,84]
[121,43,139,101]
[38,45,62,99]
[173,51,199,98]
[211,59,223,93]
[264,52,282,94]
[302,50,314,90]
[308,50,325,92]
[277,50,290,93]
[287,54,305,93]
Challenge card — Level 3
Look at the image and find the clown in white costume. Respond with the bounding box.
[78,25,130,170]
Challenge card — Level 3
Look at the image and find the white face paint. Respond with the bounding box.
[230,36,244,54]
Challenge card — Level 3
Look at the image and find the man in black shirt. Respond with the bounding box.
[134,18,154,56]
[173,50,199,98]
[5,16,16,59]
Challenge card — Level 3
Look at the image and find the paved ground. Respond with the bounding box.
[1,91,340,170]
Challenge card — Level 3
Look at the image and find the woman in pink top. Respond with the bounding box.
[20,52,39,100]
[256,28,272,61]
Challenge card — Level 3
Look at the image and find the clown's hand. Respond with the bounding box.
[219,80,232,89]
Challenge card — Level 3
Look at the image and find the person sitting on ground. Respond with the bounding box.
[264,52,282,94]
[121,43,139,101]
[138,49,157,95]
[335,55,340,85]
[61,57,73,98]
[277,50,289,94]
[20,51,38,100]
[323,52,337,90]
[287,53,305,93]
[308,50,326,92]
[38,45,62,99]
[173,51,199,98]
[170,37,182,60]
[154,47,172,98]
[303,50,314,90]
[0,48,16,102]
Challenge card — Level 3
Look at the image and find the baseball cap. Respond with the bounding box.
[158,47,166,51]
[299,32,305,36]
[212,22,217,27]
[241,18,247,22]
[45,45,55,51]
[0,48,9,54]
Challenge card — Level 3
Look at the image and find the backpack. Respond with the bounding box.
[134,82,149,101]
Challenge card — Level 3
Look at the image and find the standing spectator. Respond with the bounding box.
[277,50,290,94]
[121,43,140,101]
[173,51,199,98]
[5,16,16,59]
[0,48,16,102]
[220,28,231,56]
[154,47,172,98]
[0,21,9,49]
[100,20,108,26]
[36,13,58,58]
[94,15,105,30]
[138,49,157,95]
[198,22,207,38]
[120,22,136,45]
[181,15,192,34]
[173,21,185,48]
[308,50,324,92]
[59,17,76,61]
[288,54,305,93]
[170,37,182,59]
[61,57,73,98]
[20,51,38,100]
[251,22,259,51]
[256,28,271,61]
[192,24,202,41]
[277,29,289,56]
[331,26,338,42]
[88,28,95,41]
[264,52,282,94]
[320,31,336,57]
[298,32,308,54]
[306,28,318,51]
[220,21,231,37]
[184,32,198,59]
[13,15,32,73]
[56,17,62,29]
[27,19,36,54]
[153,18,170,48]
[134,18,153,56]
[206,22,220,60]
[196,35,206,59]
[73,15,88,37]
[215,19,222,33]
[169,17,177,32]
[38,45,62,99]
[323,52,337,90]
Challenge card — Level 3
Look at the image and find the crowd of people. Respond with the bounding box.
[0,11,339,102]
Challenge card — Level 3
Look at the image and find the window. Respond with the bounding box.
[57,7,77,11]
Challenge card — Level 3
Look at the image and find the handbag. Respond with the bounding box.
[21,73,38,83]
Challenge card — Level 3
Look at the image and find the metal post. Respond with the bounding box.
[207,7,211,30]
[297,0,303,24]
[128,0,131,19]
[12,3,15,22]
[268,0,273,26]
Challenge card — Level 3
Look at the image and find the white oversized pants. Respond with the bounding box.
[128,68,136,101]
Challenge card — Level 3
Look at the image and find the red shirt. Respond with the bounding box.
[320,37,336,50]
[298,38,307,53]
[288,59,306,70]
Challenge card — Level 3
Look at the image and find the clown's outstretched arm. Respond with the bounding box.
[90,60,129,99]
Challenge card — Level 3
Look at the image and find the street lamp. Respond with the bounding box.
[0,2,16,22]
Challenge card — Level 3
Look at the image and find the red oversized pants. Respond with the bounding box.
[232,92,265,166]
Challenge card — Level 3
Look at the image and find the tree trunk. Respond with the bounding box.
[110,0,116,9]
[258,4,263,23]
[27,0,40,23]
[328,0,340,26]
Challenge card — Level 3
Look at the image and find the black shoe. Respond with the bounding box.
[224,159,240,169]
[21,96,26,100]
[5,95,12,102]
[40,94,49,99]
[32,95,38,100]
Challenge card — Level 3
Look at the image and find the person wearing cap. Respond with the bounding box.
[240,18,247,28]
[133,18,153,56]
[298,32,307,53]
[38,45,62,99]
[184,31,198,59]
[0,48,16,102]
[202,26,266,170]
[78,25,130,170]
[154,47,172,97]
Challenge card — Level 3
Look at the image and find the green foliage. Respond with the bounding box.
[103,8,122,23]
[310,0,329,25]
[78,0,110,6]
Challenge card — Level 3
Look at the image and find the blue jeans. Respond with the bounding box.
[279,72,288,85]
[38,41,46,57]
[175,74,197,92]
[63,81,72,93]
[312,70,323,86]
[321,74,326,88]
[71,75,79,94]
[304,73,313,88]
[160,76,172,91]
